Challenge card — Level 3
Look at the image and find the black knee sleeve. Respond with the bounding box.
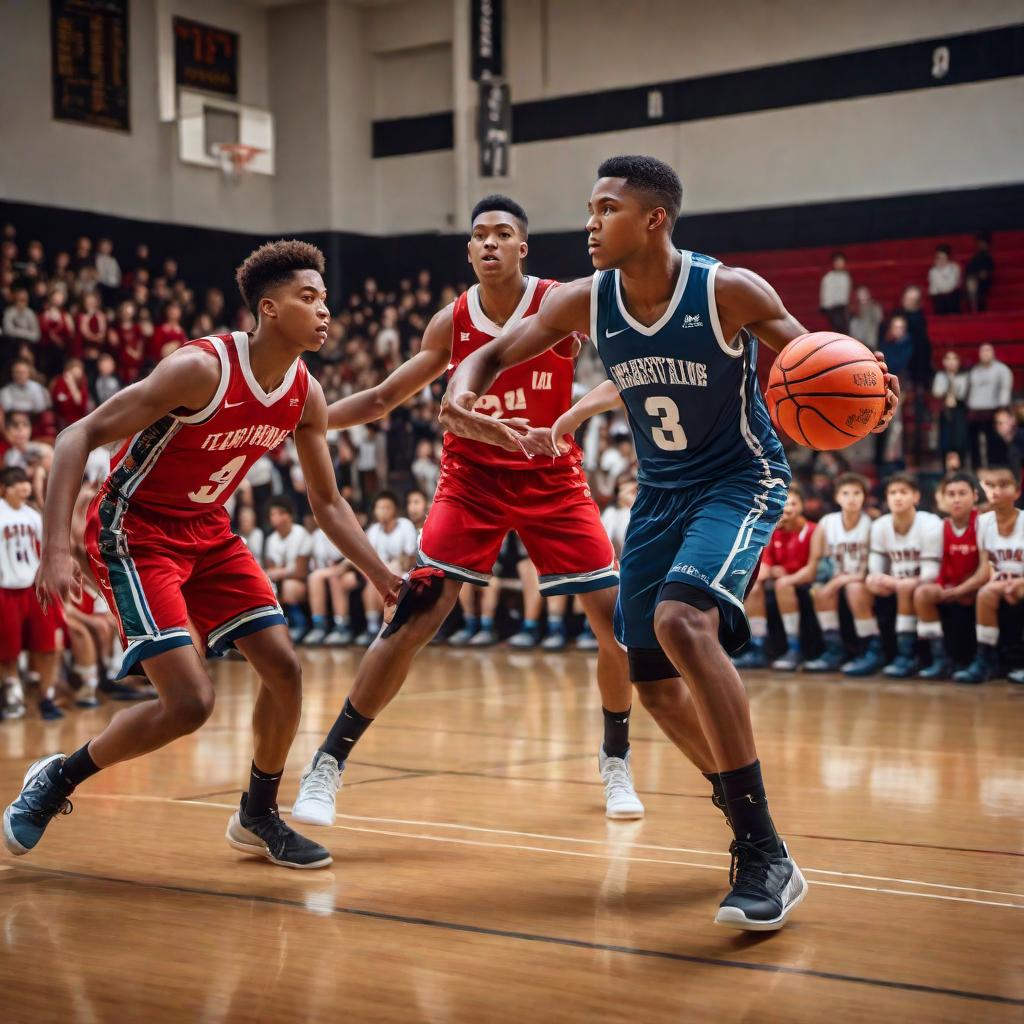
[627,646,680,683]
[658,581,717,610]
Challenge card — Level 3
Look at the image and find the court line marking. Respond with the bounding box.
[70,795,1024,909]
[7,862,1023,1008]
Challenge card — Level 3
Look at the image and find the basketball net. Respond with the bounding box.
[211,143,263,185]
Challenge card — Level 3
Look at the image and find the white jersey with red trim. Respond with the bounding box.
[977,509,1024,578]
[0,498,42,589]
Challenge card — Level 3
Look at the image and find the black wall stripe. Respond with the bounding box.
[372,110,453,158]
[372,23,1024,158]
[4,182,1022,305]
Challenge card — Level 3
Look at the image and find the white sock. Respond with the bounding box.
[896,615,917,634]
[854,618,879,638]
[917,620,942,639]
[977,624,999,646]
[74,664,99,688]
[781,612,800,637]
[818,610,839,631]
[3,676,23,701]
[750,616,768,639]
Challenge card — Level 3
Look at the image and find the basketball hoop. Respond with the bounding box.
[211,142,264,184]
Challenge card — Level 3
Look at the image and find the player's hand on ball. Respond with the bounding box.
[871,352,900,433]
[35,548,81,611]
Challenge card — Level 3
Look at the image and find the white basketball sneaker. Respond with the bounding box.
[290,752,344,827]
[599,747,645,819]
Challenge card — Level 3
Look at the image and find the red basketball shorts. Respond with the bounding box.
[419,455,617,595]
[0,587,64,660]
[84,490,284,678]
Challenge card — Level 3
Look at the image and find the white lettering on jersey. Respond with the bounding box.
[199,424,290,453]
[532,371,553,390]
[977,510,1024,577]
[608,356,708,392]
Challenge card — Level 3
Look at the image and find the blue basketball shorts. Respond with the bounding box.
[614,471,790,657]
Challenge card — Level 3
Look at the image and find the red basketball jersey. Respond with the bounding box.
[443,277,580,470]
[763,521,816,575]
[103,332,309,518]
[938,509,978,587]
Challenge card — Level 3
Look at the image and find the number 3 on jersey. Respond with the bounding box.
[189,455,247,504]
[644,396,688,451]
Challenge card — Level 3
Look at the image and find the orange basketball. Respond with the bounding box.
[765,332,887,451]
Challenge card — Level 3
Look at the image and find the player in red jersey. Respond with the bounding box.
[915,471,985,679]
[3,241,403,869]
[292,195,717,828]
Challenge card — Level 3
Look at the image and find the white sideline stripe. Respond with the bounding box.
[72,794,1024,909]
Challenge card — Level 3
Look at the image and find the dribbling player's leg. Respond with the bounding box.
[292,579,463,827]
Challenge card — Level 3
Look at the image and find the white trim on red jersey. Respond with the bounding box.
[467,277,539,337]
[175,335,231,424]
[233,331,300,406]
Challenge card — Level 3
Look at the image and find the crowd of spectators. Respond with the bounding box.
[0,223,1021,719]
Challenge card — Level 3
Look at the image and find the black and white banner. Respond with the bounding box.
[478,80,511,178]
[471,0,503,81]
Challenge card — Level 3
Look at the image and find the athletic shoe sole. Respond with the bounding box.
[224,813,333,869]
[714,865,808,932]
[289,804,336,828]
[606,805,645,820]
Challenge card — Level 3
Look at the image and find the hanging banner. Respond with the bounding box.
[478,80,511,178]
[471,0,503,81]
[173,17,239,96]
[51,0,130,131]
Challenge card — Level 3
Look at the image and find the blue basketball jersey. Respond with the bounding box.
[591,250,788,488]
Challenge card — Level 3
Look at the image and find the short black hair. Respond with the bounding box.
[596,155,683,226]
[471,194,528,237]
[981,464,1018,481]
[834,472,869,497]
[373,490,399,509]
[941,471,978,493]
[1,467,28,488]
[267,497,295,517]
[936,244,952,256]
[885,472,919,494]
[235,239,325,316]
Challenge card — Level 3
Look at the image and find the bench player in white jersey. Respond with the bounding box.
[845,474,943,677]
[0,467,65,720]
[801,473,874,672]
[955,466,1024,684]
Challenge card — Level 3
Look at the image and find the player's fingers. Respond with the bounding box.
[35,581,50,613]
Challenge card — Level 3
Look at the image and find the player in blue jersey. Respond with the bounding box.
[442,155,898,931]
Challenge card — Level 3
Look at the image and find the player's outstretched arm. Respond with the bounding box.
[549,380,623,456]
[36,346,221,607]
[440,277,591,443]
[715,265,899,433]
[327,306,453,429]
[295,379,403,608]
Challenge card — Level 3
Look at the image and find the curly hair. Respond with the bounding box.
[597,155,683,225]
[235,239,325,316]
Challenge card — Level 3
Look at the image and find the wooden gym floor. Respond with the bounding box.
[1,648,1022,1023]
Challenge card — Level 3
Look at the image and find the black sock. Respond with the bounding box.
[321,698,374,764]
[719,759,780,851]
[602,706,631,759]
[59,744,101,791]
[703,771,729,821]
[246,762,283,818]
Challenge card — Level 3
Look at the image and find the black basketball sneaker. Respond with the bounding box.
[715,839,807,931]
[225,793,332,869]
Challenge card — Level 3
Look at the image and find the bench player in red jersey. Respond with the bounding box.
[292,195,718,828]
[3,241,402,869]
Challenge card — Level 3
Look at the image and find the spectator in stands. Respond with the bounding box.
[354,491,418,646]
[847,474,943,677]
[601,477,636,558]
[3,412,38,469]
[71,235,93,274]
[93,352,122,406]
[302,528,358,647]
[932,350,970,464]
[151,300,187,363]
[411,438,439,498]
[49,359,90,431]
[2,287,40,347]
[928,244,962,315]
[38,287,74,377]
[991,408,1024,479]
[236,505,264,562]
[263,497,313,642]
[599,428,635,499]
[819,251,852,333]
[734,485,816,671]
[406,488,429,534]
[956,467,1024,684]
[75,290,107,370]
[848,285,883,350]
[875,316,913,467]
[803,473,873,672]
[898,285,932,385]
[965,233,995,313]
[94,238,121,306]
[968,343,1014,468]
[914,472,983,679]
[1,359,50,417]
[109,299,145,382]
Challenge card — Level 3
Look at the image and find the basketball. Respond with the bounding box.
[765,332,888,450]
